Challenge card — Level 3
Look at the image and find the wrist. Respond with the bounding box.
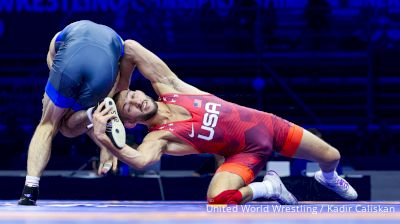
[95,133,108,143]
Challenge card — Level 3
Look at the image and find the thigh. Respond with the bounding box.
[40,93,68,128]
[207,171,245,198]
[46,45,83,110]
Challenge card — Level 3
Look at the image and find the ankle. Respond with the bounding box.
[321,170,338,182]
[25,176,40,187]
[248,179,274,200]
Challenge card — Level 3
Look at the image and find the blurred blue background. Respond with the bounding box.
[0,0,399,173]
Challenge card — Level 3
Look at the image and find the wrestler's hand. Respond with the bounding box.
[92,101,117,139]
[98,147,118,175]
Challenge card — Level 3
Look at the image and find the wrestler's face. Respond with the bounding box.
[115,90,158,124]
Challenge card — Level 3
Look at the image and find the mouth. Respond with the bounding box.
[141,101,147,112]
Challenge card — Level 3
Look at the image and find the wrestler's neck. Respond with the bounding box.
[144,102,174,128]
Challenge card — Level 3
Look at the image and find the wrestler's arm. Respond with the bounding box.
[92,105,165,169]
[114,52,136,93]
[86,130,118,175]
[97,134,166,169]
[110,41,137,95]
[122,39,207,95]
[95,131,165,169]
[46,32,60,69]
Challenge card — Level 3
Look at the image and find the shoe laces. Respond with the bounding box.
[333,178,349,191]
[271,183,295,205]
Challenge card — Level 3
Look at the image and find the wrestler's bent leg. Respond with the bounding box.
[207,168,297,205]
[19,93,68,205]
[293,129,358,200]
[59,110,91,138]
[207,171,249,204]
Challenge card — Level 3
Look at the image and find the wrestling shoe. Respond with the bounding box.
[103,97,126,149]
[314,170,358,200]
[18,185,39,206]
[264,170,298,205]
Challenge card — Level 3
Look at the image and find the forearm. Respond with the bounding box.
[114,61,135,93]
[87,129,106,149]
[96,134,148,169]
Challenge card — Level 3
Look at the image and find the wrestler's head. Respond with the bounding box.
[113,89,158,128]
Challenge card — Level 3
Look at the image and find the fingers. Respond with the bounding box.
[98,161,113,175]
[97,163,102,175]
[100,105,112,116]
[93,107,117,121]
[95,101,105,113]
[95,102,111,116]
[112,156,118,172]
[103,162,113,173]
[104,113,117,121]
[94,100,117,117]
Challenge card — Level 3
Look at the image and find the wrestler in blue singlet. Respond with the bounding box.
[46,20,124,111]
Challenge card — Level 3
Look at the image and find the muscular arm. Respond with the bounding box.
[109,40,137,95]
[113,53,136,93]
[95,132,166,170]
[122,40,206,95]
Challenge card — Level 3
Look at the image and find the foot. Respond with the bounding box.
[103,97,126,149]
[263,170,298,205]
[314,170,358,200]
[18,185,39,206]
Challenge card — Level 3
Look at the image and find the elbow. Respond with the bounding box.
[124,39,140,48]
[123,40,141,60]
[131,157,160,171]
[132,160,148,170]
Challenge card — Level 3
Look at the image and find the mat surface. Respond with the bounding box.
[1,200,399,224]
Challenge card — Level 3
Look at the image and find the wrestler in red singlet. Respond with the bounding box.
[150,93,303,184]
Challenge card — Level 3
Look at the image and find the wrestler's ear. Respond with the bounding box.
[123,121,136,129]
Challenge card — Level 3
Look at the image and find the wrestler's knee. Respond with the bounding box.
[59,122,76,138]
[320,145,341,164]
[58,116,79,138]
[58,110,83,138]
[207,190,243,205]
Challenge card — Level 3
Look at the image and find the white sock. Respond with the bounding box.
[322,170,338,181]
[248,180,273,200]
[86,107,94,129]
[25,176,40,187]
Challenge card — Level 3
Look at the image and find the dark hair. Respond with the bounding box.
[112,90,126,121]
